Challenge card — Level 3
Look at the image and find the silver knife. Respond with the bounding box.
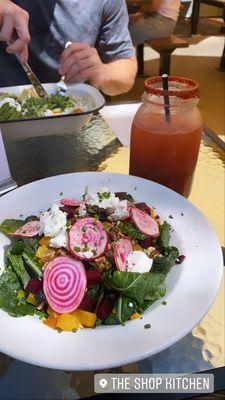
[19,61,48,98]
[7,40,48,98]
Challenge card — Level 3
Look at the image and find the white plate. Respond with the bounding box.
[0,83,105,139]
[0,172,223,370]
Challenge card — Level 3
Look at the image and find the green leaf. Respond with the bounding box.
[103,313,120,325]
[119,221,147,240]
[158,221,170,249]
[116,296,137,323]
[137,299,155,313]
[0,219,24,235]
[104,271,166,304]
[25,215,39,223]
[6,252,30,289]
[0,268,40,317]
[22,252,42,278]
[22,238,39,257]
[11,240,26,255]
[152,246,179,275]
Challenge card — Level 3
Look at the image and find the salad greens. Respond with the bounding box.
[0,92,85,121]
[104,271,166,305]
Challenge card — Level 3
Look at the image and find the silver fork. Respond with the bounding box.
[56,41,72,96]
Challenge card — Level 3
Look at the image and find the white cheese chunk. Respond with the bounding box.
[86,187,129,221]
[49,230,68,248]
[127,251,153,273]
[40,203,67,246]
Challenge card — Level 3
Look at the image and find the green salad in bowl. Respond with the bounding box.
[0,90,86,121]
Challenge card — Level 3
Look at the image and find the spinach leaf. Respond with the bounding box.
[116,296,137,323]
[104,271,166,304]
[137,299,156,314]
[87,285,100,298]
[158,221,170,249]
[22,252,42,278]
[22,238,39,257]
[119,221,147,240]
[11,240,26,255]
[104,296,139,325]
[25,215,39,223]
[6,252,30,288]
[0,219,24,235]
[152,246,179,275]
[103,313,119,325]
[0,267,41,317]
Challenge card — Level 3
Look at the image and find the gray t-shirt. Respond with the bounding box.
[0,0,134,86]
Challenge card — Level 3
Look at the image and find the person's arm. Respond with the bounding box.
[59,43,137,96]
[141,0,162,13]
[0,0,30,62]
[129,1,162,25]
[60,0,137,96]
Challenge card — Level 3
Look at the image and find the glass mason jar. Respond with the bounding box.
[129,76,203,197]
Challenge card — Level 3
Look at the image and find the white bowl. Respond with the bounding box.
[0,83,105,139]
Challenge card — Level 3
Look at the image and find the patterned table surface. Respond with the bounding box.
[0,113,224,400]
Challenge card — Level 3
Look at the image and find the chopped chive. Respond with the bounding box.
[57,328,62,333]
[162,301,167,305]
[144,323,151,329]
[82,244,89,252]
[168,215,173,219]
[74,246,81,252]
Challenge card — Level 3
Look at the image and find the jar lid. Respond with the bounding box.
[144,76,200,100]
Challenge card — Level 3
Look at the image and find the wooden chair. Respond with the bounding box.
[208,17,225,70]
[137,35,189,75]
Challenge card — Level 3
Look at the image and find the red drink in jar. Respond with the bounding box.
[129,76,203,197]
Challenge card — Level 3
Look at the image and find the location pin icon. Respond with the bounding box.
[99,378,108,389]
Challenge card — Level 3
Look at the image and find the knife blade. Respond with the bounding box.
[19,61,48,98]
[6,39,48,98]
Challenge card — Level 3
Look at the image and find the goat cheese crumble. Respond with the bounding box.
[127,251,153,273]
[85,187,129,220]
[39,203,67,248]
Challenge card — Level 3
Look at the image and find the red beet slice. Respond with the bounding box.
[86,269,102,285]
[10,220,42,238]
[139,237,154,249]
[97,297,114,320]
[26,278,43,294]
[61,198,84,207]
[130,206,159,238]
[135,202,150,214]
[43,256,87,313]
[78,294,97,313]
[113,238,133,271]
[68,217,107,260]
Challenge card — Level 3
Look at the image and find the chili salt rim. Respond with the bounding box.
[144,76,200,100]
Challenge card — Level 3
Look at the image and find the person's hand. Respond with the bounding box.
[59,42,107,88]
[0,0,30,62]
[129,11,145,25]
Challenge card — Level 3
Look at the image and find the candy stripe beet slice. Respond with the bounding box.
[69,217,107,260]
[10,220,42,238]
[113,238,133,271]
[130,206,159,237]
[61,198,84,207]
[43,256,87,313]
